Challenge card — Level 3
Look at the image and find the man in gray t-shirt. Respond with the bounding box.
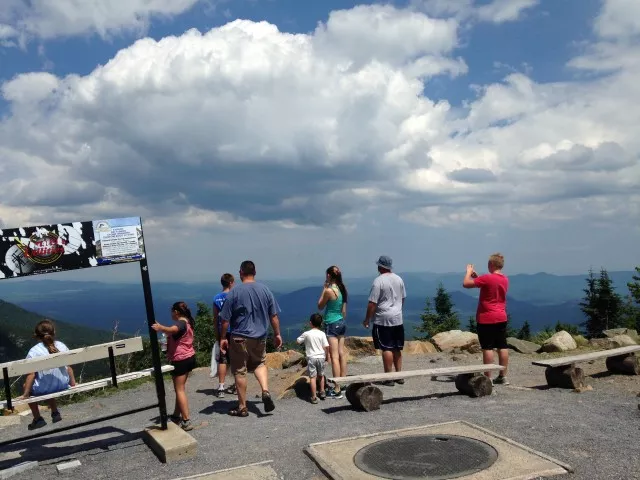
[363,256,406,383]
[220,260,282,416]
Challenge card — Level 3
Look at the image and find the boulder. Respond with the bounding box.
[589,338,618,349]
[603,328,638,339]
[431,330,480,353]
[506,337,541,354]
[344,337,377,357]
[265,350,305,370]
[572,335,589,348]
[609,334,638,347]
[541,330,577,353]
[404,340,437,355]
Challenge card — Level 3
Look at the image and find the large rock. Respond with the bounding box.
[541,330,577,353]
[603,328,638,339]
[404,340,437,355]
[432,330,480,353]
[265,350,304,370]
[506,337,541,354]
[344,337,377,357]
[609,334,638,347]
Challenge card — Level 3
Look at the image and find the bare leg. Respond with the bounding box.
[392,350,402,372]
[497,349,509,376]
[253,364,269,392]
[172,374,190,419]
[235,374,248,409]
[28,402,41,419]
[328,337,340,391]
[319,374,325,393]
[46,399,58,413]
[482,349,495,377]
[218,363,227,387]
[338,336,347,377]
[310,375,317,399]
[382,351,394,373]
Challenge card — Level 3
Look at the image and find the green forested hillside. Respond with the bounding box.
[0,299,117,363]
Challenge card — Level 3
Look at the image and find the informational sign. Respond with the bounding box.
[0,217,146,279]
[92,217,145,265]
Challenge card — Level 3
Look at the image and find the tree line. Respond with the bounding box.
[415,266,640,341]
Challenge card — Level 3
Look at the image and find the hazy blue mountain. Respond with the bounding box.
[0,270,634,341]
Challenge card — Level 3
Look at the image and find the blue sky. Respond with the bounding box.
[0,0,639,283]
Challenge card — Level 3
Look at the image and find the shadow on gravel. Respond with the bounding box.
[199,400,271,418]
[0,426,140,471]
[196,388,219,396]
[320,391,461,414]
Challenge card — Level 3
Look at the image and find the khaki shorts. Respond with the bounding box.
[229,335,267,376]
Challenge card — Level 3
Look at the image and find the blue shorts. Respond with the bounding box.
[325,319,346,338]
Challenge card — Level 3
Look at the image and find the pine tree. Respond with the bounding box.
[580,268,623,337]
[517,321,531,341]
[415,283,460,339]
[626,266,640,331]
[506,313,518,338]
[467,316,477,334]
[628,266,640,304]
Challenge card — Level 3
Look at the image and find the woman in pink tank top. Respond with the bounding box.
[152,301,196,431]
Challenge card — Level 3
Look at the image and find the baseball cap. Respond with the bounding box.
[376,255,393,270]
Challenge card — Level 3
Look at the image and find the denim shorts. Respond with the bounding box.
[325,319,346,338]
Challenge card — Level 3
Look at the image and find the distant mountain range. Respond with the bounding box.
[0,271,635,342]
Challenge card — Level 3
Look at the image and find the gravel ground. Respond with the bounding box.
[1,351,639,480]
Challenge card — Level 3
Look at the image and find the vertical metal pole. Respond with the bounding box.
[139,256,168,430]
[108,347,118,388]
[3,367,12,411]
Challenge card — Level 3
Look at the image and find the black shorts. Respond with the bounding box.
[372,324,405,351]
[171,355,196,377]
[477,322,508,350]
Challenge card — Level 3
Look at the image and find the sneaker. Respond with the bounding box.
[28,417,46,430]
[262,391,276,412]
[394,379,405,385]
[318,392,326,401]
[225,384,237,395]
[51,411,62,423]
[379,380,395,387]
[310,397,318,404]
[493,376,510,385]
[216,388,225,398]
[329,388,344,399]
[180,419,194,431]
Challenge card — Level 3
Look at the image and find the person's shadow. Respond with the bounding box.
[199,399,270,418]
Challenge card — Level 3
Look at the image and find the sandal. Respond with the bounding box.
[228,407,249,417]
[262,391,275,412]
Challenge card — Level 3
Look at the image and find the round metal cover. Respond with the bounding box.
[353,434,498,480]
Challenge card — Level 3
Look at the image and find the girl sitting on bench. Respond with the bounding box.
[19,319,76,430]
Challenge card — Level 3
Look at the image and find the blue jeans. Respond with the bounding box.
[325,319,346,337]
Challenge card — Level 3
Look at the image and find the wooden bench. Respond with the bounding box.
[0,337,174,410]
[532,345,640,389]
[329,364,505,411]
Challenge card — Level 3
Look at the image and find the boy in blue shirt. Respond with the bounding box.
[213,273,235,397]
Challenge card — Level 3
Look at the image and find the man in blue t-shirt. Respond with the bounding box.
[220,260,282,417]
[213,273,235,397]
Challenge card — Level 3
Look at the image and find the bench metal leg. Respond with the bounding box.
[455,373,492,397]
[545,365,585,389]
[108,346,118,388]
[605,354,640,375]
[3,367,12,411]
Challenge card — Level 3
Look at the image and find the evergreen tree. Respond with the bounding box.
[506,313,518,338]
[580,268,623,337]
[415,283,460,339]
[467,316,477,334]
[628,266,640,304]
[517,321,531,341]
[554,320,580,335]
[626,266,640,331]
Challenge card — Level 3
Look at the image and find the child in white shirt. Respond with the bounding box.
[297,313,330,404]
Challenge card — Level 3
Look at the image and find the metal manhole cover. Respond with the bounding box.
[353,434,498,480]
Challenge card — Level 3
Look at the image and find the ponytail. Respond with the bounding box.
[34,320,60,354]
[172,301,195,329]
[326,266,348,304]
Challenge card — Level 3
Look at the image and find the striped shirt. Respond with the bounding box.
[26,341,71,395]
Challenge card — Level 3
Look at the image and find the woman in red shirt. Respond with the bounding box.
[463,253,509,384]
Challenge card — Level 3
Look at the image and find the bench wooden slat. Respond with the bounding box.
[531,345,640,367]
[0,337,144,377]
[0,365,174,408]
[330,364,504,385]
